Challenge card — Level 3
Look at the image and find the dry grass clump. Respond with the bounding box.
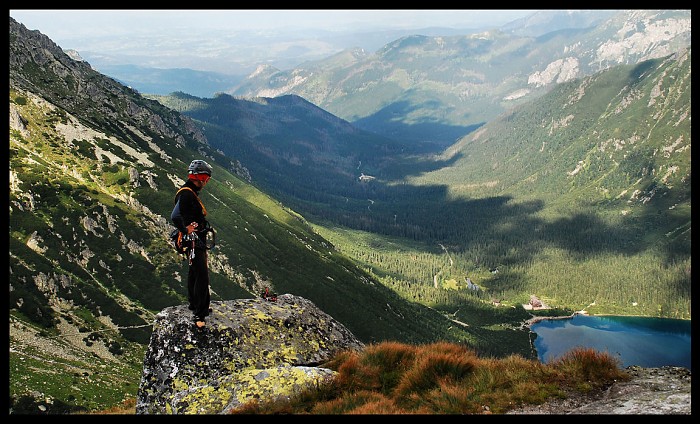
[75,398,136,415]
[233,341,628,414]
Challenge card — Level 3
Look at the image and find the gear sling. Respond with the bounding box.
[170,186,215,263]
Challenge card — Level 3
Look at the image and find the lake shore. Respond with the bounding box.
[520,310,586,330]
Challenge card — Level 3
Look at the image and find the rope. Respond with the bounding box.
[11,318,155,342]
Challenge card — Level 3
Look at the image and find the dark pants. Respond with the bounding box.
[187,247,210,320]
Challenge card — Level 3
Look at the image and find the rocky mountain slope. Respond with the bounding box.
[233,10,691,146]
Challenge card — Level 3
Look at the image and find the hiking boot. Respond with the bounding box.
[193,316,206,328]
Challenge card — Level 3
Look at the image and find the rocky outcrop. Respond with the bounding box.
[507,366,691,415]
[567,366,691,415]
[135,294,364,414]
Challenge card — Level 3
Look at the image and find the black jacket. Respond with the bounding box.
[171,180,208,234]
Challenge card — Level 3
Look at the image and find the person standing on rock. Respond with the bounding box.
[171,159,213,328]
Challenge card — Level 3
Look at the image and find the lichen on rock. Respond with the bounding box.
[135,294,364,414]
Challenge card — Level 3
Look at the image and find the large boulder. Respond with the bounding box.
[136,294,365,414]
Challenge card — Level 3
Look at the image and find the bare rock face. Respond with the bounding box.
[135,294,365,414]
[566,366,692,415]
[507,365,691,415]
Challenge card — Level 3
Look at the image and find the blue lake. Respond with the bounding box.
[531,315,691,370]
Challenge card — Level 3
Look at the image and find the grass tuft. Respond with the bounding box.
[230,341,629,415]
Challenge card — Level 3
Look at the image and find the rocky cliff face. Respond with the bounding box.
[135,294,364,414]
[9,16,208,148]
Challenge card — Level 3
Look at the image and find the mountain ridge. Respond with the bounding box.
[231,10,690,146]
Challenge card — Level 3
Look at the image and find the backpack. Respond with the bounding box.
[261,287,277,302]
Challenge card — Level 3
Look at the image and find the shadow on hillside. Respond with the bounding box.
[297,179,686,269]
[188,93,689,269]
[353,100,484,150]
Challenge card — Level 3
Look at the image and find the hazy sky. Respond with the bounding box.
[10,9,537,40]
[9,9,538,76]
